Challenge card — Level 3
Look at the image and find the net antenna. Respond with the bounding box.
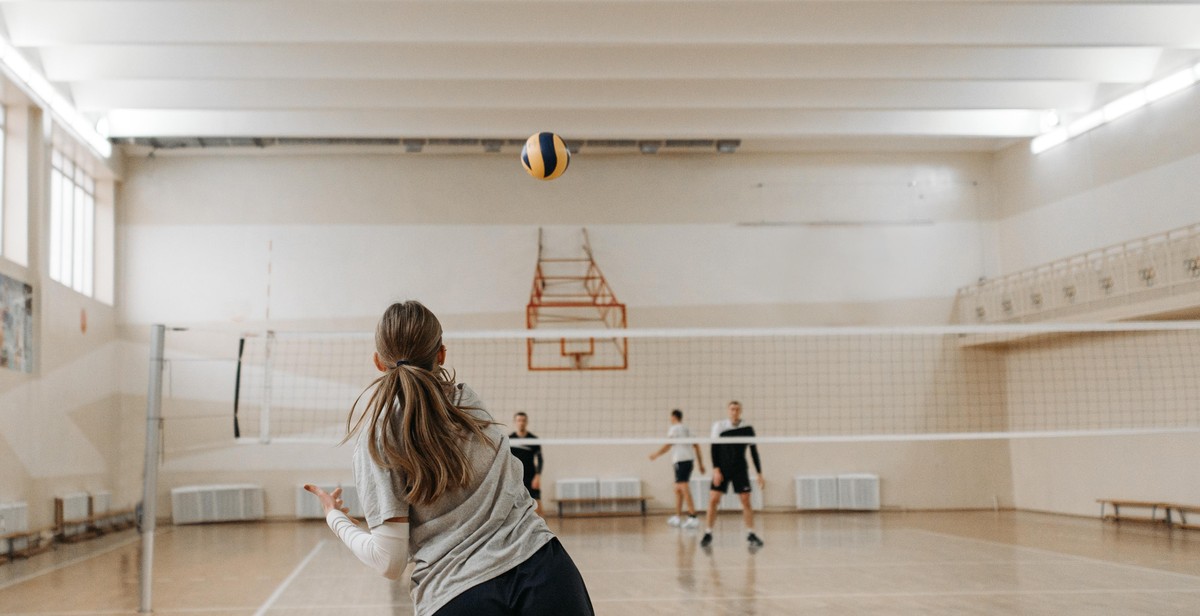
[526,228,628,370]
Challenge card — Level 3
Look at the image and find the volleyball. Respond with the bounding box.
[520,132,570,181]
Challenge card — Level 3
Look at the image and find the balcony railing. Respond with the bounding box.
[957,222,1200,323]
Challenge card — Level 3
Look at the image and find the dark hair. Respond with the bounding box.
[728,400,741,408]
[344,300,493,506]
[514,411,528,419]
[670,409,683,420]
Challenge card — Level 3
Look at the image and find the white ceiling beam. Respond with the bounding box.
[70,79,1100,112]
[105,108,1044,139]
[38,44,1164,82]
[5,1,1200,47]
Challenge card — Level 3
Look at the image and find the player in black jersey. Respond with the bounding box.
[701,401,764,549]
[509,411,544,516]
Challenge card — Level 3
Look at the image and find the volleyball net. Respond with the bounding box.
[223,322,1200,447]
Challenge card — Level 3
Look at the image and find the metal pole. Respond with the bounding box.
[139,324,165,613]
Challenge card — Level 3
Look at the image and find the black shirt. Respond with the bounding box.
[509,432,542,481]
[710,420,762,474]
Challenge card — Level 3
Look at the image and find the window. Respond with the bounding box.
[49,147,95,296]
[0,107,6,256]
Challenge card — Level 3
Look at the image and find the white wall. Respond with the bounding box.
[117,151,996,329]
[114,150,1013,518]
[993,85,1200,515]
[993,86,1200,271]
[0,105,124,530]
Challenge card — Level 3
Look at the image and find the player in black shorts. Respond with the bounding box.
[649,409,705,528]
[701,400,764,549]
[509,411,543,516]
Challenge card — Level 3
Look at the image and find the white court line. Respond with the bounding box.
[253,540,326,616]
[906,528,1200,582]
[590,587,1200,603]
[4,609,259,616]
[0,533,143,591]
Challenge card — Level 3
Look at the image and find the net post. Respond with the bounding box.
[139,324,165,614]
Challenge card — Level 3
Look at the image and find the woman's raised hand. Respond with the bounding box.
[304,484,350,516]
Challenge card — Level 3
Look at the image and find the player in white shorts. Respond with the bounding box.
[649,409,705,529]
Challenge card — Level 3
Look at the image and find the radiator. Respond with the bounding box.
[58,492,92,537]
[795,475,840,510]
[59,492,90,521]
[91,490,113,515]
[598,478,641,514]
[837,474,881,511]
[171,485,265,525]
[0,502,30,550]
[0,501,29,534]
[295,484,363,519]
[555,479,599,515]
[690,477,763,512]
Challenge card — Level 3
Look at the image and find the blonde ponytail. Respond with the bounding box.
[344,301,492,506]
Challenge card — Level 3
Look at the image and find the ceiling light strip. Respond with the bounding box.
[0,35,111,158]
[1031,63,1199,155]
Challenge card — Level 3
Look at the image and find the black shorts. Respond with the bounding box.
[435,538,594,616]
[673,460,694,484]
[711,467,752,494]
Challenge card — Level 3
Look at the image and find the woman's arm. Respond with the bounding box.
[306,484,408,580]
[325,510,408,580]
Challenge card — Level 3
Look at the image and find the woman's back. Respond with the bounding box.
[354,383,554,614]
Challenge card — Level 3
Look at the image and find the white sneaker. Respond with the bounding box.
[666,516,681,527]
[682,516,700,529]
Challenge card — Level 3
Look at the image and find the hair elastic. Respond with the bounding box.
[395,360,410,368]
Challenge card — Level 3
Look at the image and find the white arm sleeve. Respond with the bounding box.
[325,510,408,580]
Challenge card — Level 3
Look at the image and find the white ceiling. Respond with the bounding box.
[3,0,1199,153]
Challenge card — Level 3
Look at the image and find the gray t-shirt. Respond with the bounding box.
[353,382,554,615]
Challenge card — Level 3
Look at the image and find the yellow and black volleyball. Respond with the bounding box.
[520,132,570,181]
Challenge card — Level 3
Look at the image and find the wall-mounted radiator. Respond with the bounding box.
[597,478,642,514]
[555,479,599,515]
[171,485,265,525]
[836,474,881,511]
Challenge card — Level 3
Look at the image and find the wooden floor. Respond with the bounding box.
[2,511,1200,615]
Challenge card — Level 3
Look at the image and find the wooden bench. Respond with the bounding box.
[1096,499,1174,524]
[1,527,54,563]
[1166,504,1200,530]
[55,508,137,542]
[554,497,649,518]
[1098,500,1200,530]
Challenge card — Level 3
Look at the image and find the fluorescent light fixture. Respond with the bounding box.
[1030,128,1068,154]
[0,35,111,158]
[1033,61,1200,155]
[1102,90,1147,122]
[1038,110,1061,133]
[1145,68,1197,102]
[1067,110,1105,136]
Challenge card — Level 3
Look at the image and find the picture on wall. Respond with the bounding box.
[0,272,33,373]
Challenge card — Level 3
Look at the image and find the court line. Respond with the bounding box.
[906,528,1200,582]
[4,609,259,616]
[0,533,143,592]
[589,587,1200,603]
[252,539,326,616]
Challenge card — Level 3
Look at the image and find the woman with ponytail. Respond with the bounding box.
[306,301,593,616]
